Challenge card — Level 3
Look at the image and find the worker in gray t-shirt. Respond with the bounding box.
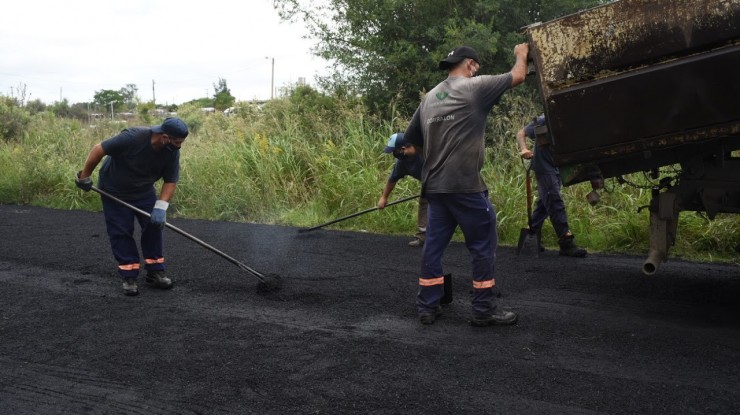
[404,43,529,326]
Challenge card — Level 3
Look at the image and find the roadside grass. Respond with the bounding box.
[0,96,738,265]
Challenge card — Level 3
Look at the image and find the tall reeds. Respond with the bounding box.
[0,93,737,263]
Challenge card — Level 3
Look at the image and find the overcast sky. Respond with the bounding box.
[0,0,328,105]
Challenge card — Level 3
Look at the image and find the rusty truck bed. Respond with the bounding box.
[525,0,740,185]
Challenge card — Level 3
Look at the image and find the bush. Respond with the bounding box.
[0,97,31,141]
[0,88,737,264]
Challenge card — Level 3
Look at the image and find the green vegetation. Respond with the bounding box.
[0,88,738,265]
[274,0,608,115]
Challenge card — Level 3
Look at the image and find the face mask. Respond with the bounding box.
[165,143,179,152]
[393,149,407,160]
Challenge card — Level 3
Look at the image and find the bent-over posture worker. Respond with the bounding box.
[378,132,428,247]
[516,115,586,257]
[75,117,189,296]
[404,44,529,326]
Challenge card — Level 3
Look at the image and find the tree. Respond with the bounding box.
[0,96,31,141]
[93,89,125,115]
[120,84,139,110]
[273,0,605,116]
[213,78,235,111]
[25,99,47,115]
[51,99,72,118]
[69,102,91,121]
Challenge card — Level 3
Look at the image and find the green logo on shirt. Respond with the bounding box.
[435,92,449,100]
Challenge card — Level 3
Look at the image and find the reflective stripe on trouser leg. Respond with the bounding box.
[136,195,165,272]
[417,195,457,314]
[102,194,141,279]
[445,192,498,315]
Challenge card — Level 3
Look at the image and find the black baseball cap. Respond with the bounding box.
[439,46,480,70]
[151,117,189,139]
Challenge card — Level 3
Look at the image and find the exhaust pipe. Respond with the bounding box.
[642,191,677,276]
[642,249,665,276]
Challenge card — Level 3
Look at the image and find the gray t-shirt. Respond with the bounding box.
[405,73,513,194]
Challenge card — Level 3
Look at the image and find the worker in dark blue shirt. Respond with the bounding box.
[517,115,586,257]
[378,132,427,247]
[75,117,190,295]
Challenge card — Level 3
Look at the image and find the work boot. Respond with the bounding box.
[146,270,173,289]
[470,308,518,327]
[408,238,424,247]
[558,234,587,257]
[122,278,139,296]
[419,307,442,325]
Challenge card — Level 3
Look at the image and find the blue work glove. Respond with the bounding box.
[75,171,92,192]
[150,200,169,229]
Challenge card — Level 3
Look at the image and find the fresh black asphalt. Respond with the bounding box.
[1,204,739,414]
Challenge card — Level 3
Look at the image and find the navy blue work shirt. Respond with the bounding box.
[98,127,180,200]
[389,153,423,183]
[524,115,557,174]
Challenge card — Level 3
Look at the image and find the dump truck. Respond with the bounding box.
[524,0,740,274]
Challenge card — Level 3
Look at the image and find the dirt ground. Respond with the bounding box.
[0,204,738,414]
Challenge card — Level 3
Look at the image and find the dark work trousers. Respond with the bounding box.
[418,192,497,316]
[530,172,570,238]
[101,193,165,280]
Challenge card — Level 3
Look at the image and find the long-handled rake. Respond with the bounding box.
[298,194,420,233]
[91,186,282,293]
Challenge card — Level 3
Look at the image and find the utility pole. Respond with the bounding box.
[271,57,275,99]
[265,56,275,99]
[152,80,156,105]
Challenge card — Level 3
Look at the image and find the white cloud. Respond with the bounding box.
[0,0,328,104]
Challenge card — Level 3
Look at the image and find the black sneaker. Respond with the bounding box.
[122,279,139,296]
[419,307,442,325]
[146,270,173,289]
[470,308,518,327]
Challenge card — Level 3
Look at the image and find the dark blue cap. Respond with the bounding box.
[383,133,407,153]
[152,117,189,139]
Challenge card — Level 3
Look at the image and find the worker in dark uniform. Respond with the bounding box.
[75,117,189,296]
[516,115,587,257]
[378,132,427,247]
[404,44,529,326]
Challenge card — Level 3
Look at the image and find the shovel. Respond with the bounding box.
[516,159,541,256]
[91,185,282,293]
